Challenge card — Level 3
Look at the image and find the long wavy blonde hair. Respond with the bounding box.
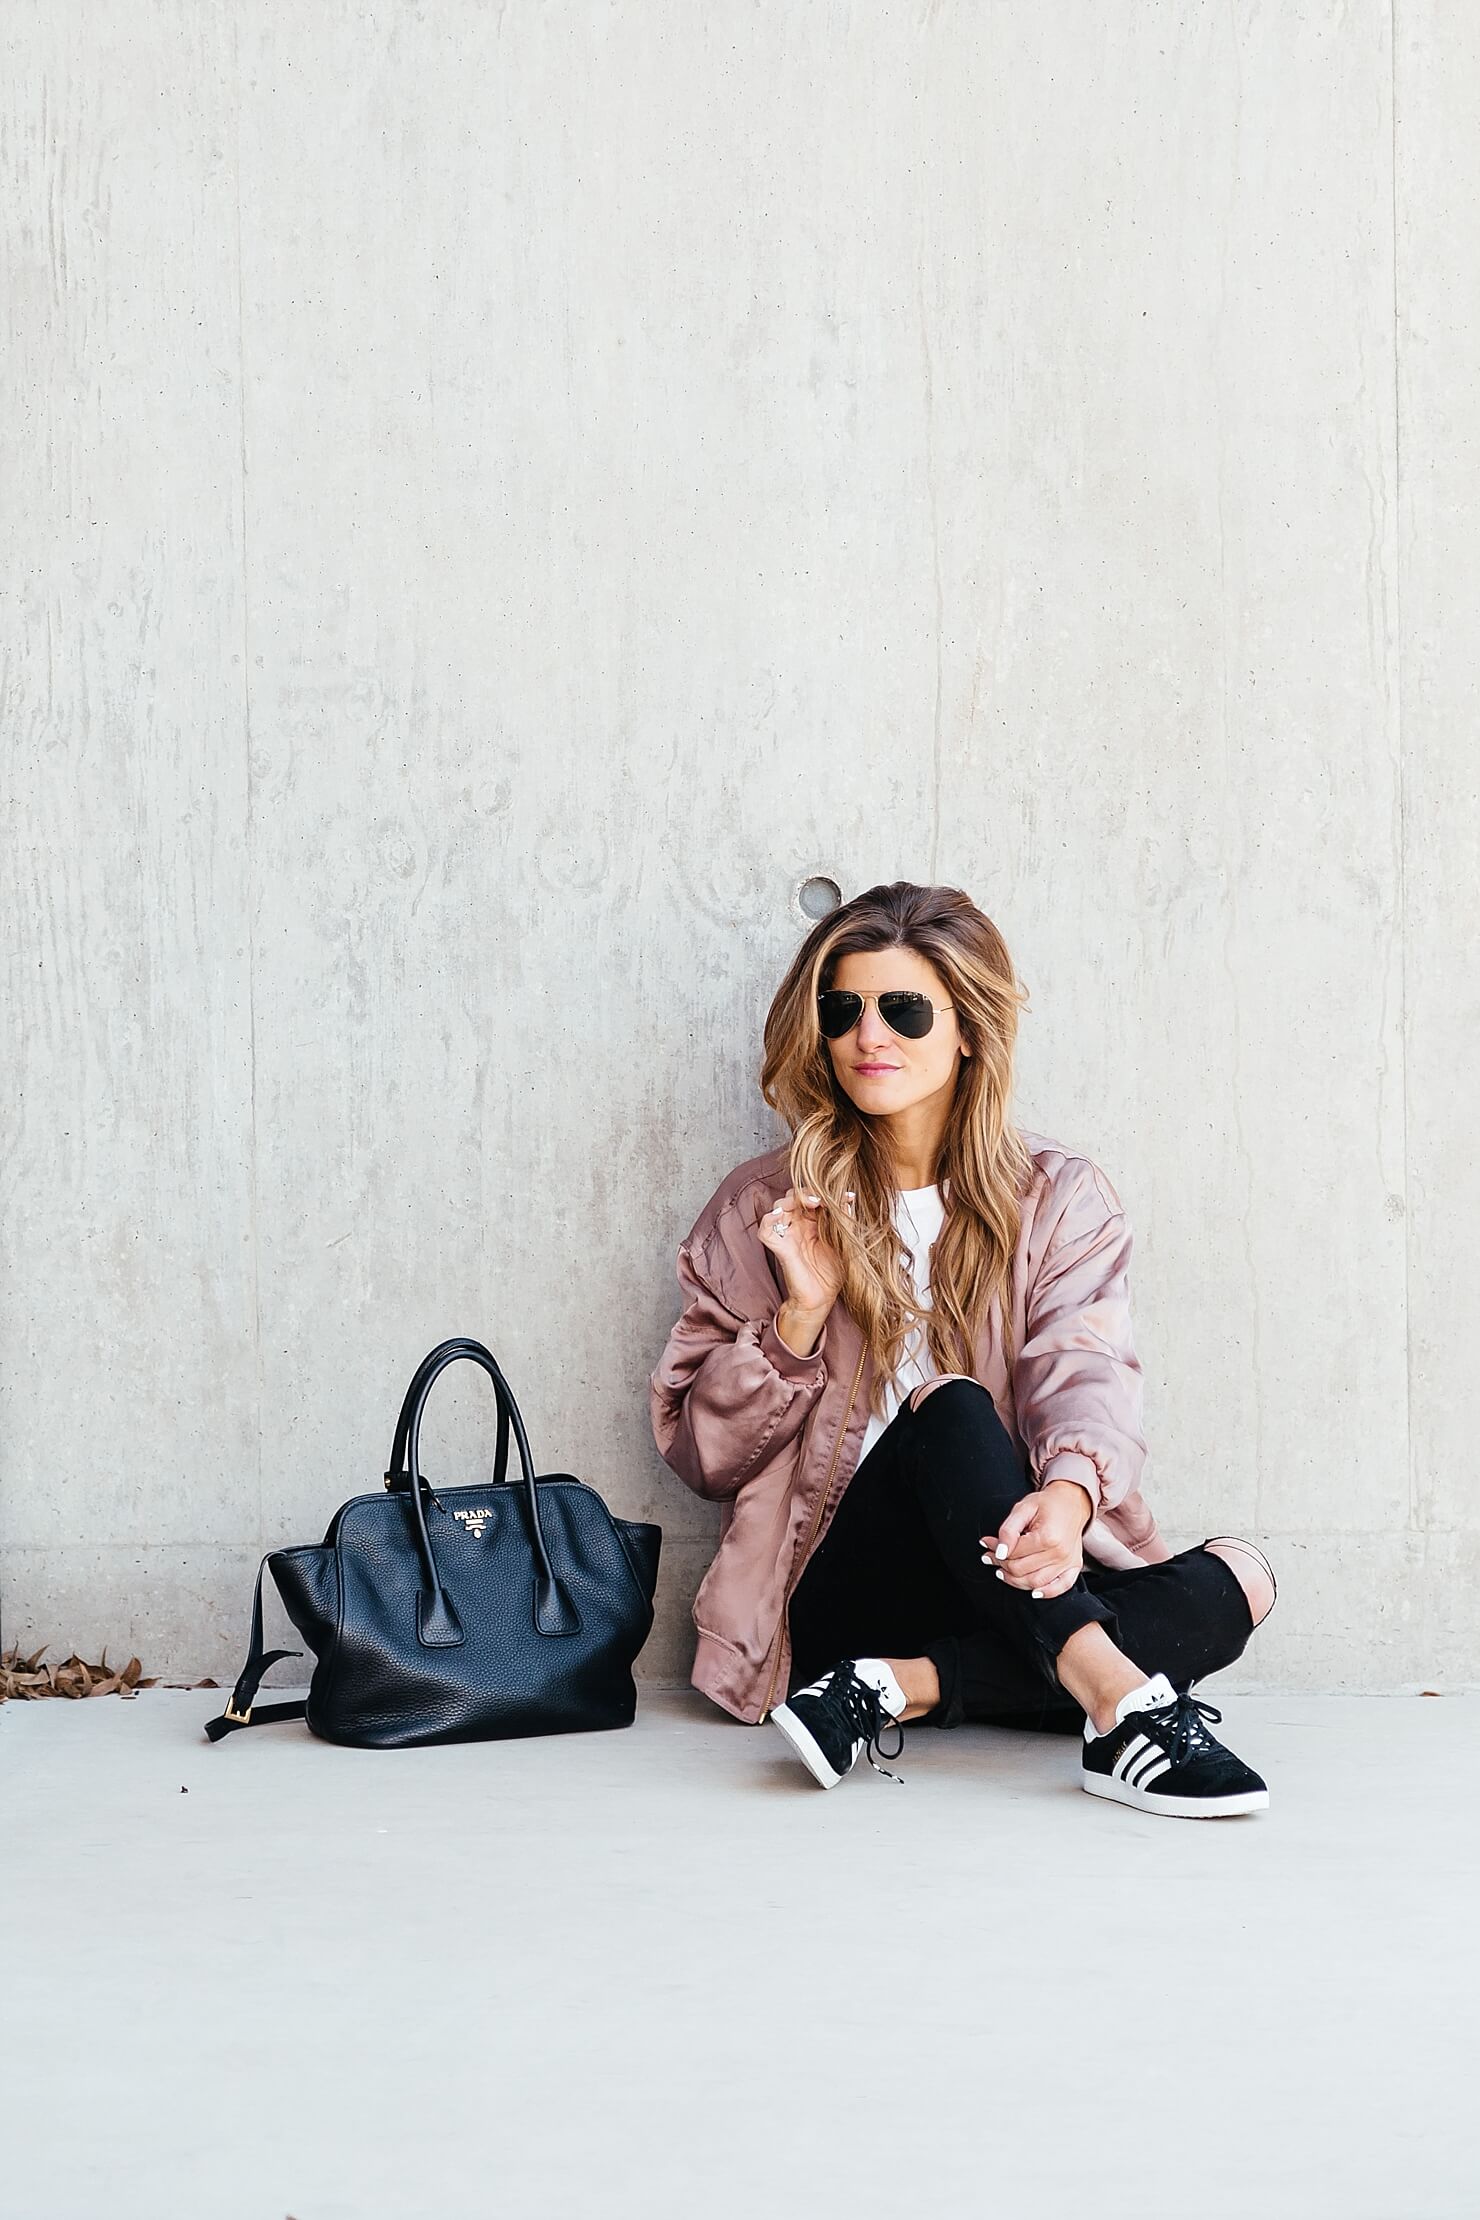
[760,880,1035,1420]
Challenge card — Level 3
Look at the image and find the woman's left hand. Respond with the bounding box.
[981,1480,1093,1599]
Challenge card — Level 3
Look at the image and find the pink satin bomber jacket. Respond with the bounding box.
[648,1129,1170,1725]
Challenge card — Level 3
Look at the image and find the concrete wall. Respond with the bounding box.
[4,2,1476,1690]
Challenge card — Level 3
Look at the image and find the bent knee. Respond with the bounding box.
[907,1375,1014,1452]
[908,1374,1004,1422]
[908,1373,986,1416]
[904,1376,1024,1501]
[1203,1536,1277,1627]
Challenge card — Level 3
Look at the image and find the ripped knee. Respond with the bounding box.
[1203,1536,1277,1627]
[908,1373,987,1416]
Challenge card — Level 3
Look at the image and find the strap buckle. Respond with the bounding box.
[223,1697,253,1725]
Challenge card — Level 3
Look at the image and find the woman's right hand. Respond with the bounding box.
[756,1187,846,1329]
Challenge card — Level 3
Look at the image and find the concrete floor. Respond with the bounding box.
[2,1686,1477,2220]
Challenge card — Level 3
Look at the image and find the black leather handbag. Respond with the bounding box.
[206,1336,662,1749]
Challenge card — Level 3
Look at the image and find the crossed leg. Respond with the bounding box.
[792,1375,1275,1730]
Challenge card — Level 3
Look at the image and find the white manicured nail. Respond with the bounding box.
[995,1570,1005,1582]
[995,1544,1009,1562]
[1032,1589,1044,1600]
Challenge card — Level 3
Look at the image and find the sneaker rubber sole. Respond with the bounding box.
[1082,1771,1269,1818]
[769,1700,849,1787]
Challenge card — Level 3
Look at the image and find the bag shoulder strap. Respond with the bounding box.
[204,1554,306,1741]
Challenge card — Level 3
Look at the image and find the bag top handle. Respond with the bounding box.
[398,1340,573,1640]
[384,1337,510,1494]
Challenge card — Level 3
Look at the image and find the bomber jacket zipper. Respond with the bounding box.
[758,1339,868,1722]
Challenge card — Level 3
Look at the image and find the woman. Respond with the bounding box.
[649,881,1276,1817]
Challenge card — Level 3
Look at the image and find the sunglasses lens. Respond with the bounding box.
[817,990,938,1039]
[817,991,863,1038]
[879,993,935,1038]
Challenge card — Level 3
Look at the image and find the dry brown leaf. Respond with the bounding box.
[0,1646,160,1703]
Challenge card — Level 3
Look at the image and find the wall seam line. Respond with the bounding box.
[1390,0,1414,1541]
[232,20,264,1561]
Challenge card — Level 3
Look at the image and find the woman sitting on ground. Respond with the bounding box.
[648,878,1276,1816]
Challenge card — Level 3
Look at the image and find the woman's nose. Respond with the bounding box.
[855,1010,895,1051]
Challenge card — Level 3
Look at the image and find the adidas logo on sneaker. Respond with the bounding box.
[1082,1673,1269,1818]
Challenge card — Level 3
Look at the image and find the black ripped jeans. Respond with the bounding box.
[787,1377,1259,1733]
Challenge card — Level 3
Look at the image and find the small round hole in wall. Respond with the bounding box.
[797,875,843,920]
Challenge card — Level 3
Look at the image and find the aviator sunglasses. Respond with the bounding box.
[816,988,955,1041]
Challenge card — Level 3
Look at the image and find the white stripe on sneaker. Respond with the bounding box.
[1128,1746,1168,1790]
[1113,1734,1150,1782]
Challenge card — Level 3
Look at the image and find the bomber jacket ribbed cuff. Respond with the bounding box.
[760,1313,828,1382]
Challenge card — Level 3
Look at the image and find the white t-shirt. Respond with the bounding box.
[858,1183,947,1464]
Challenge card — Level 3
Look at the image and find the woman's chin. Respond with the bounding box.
[842,1077,908,1115]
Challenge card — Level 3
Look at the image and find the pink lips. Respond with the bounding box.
[855,1064,899,1075]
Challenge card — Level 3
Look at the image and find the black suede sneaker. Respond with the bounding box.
[769,1657,908,1787]
[1082,1673,1269,1818]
